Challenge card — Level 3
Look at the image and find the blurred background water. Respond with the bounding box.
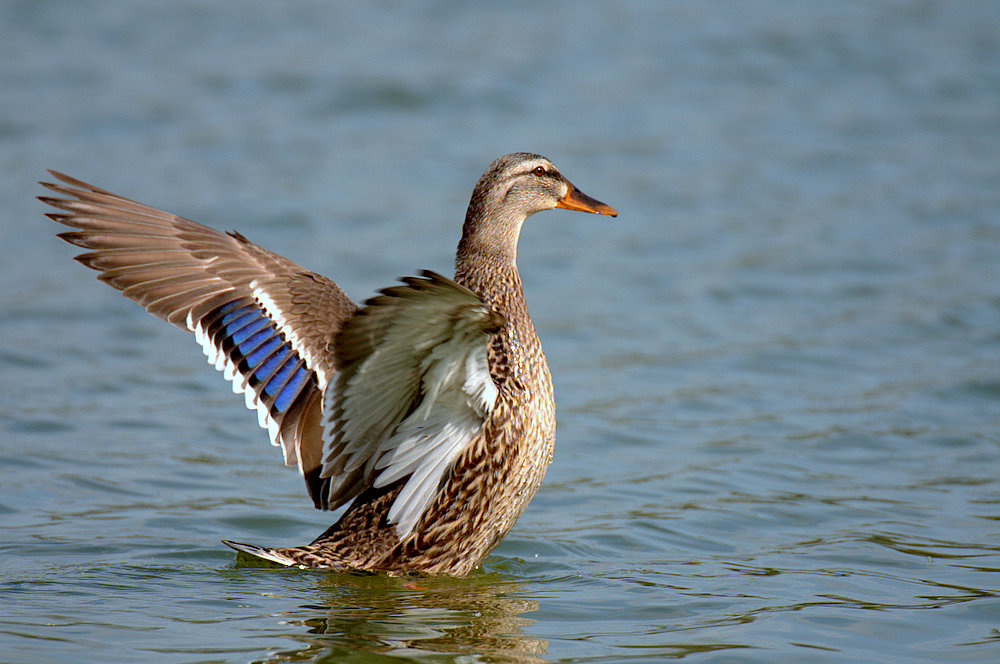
[2,1,1000,662]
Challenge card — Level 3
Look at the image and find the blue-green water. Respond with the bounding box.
[3,2,1000,662]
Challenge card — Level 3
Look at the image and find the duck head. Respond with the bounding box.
[458,153,617,263]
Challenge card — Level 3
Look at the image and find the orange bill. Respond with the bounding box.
[556,184,618,217]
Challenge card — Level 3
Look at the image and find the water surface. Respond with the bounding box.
[2,2,1000,662]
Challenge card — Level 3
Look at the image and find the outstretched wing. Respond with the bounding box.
[39,171,356,501]
[319,271,504,537]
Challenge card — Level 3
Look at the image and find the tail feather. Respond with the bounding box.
[222,540,306,568]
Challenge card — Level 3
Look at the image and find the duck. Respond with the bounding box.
[40,153,617,575]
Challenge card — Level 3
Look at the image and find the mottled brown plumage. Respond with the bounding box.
[41,153,616,575]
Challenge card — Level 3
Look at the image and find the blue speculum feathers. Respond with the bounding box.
[205,299,311,416]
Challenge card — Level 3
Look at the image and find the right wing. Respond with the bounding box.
[318,271,505,537]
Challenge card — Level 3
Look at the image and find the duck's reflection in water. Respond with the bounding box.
[259,568,547,663]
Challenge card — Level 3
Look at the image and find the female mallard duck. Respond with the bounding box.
[40,153,617,575]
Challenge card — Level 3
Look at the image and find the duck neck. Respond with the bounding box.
[454,242,525,319]
[455,242,544,399]
[454,200,528,316]
[454,209,552,406]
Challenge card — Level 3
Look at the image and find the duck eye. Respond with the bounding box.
[532,166,547,177]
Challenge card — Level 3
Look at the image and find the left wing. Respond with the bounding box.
[319,271,505,537]
[39,171,356,503]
